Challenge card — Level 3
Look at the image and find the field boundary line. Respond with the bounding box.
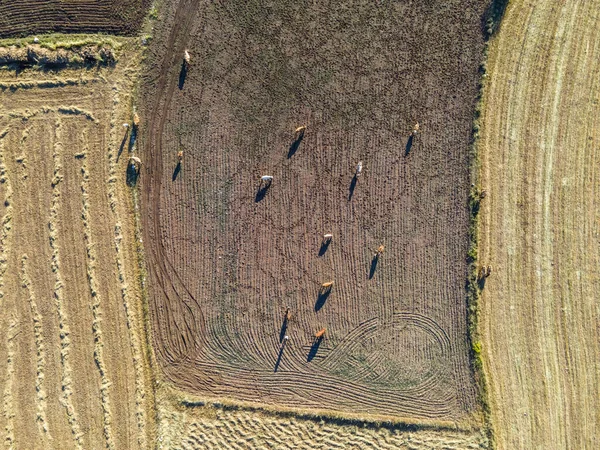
[106,84,149,448]
[49,118,84,449]
[465,4,512,445]
[172,392,478,433]
[0,78,98,91]
[79,127,115,450]
[20,255,52,442]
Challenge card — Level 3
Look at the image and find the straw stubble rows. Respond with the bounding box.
[0,51,153,449]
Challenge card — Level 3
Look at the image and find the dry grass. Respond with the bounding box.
[479,1,600,448]
[0,39,155,448]
[155,386,488,450]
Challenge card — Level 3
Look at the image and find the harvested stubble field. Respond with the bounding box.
[141,0,488,425]
[154,388,489,450]
[0,0,151,38]
[0,41,153,449]
[479,0,600,448]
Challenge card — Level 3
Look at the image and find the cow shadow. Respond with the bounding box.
[307,337,324,362]
[478,276,487,290]
[348,175,358,200]
[255,183,270,202]
[314,290,331,311]
[274,345,285,372]
[369,254,379,279]
[279,316,289,343]
[128,126,137,153]
[172,162,181,181]
[405,135,414,157]
[126,164,139,187]
[117,129,128,162]
[318,240,331,256]
[179,62,188,90]
[287,133,304,158]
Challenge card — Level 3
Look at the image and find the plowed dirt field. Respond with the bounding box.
[0,0,150,38]
[0,42,153,449]
[142,0,487,422]
[479,1,600,448]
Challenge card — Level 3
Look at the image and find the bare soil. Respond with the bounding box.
[141,0,487,421]
[0,0,150,38]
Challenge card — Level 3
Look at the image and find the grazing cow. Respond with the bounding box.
[315,328,326,339]
[294,125,306,140]
[355,161,363,177]
[412,122,419,136]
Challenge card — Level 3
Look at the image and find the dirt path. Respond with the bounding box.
[479,1,600,448]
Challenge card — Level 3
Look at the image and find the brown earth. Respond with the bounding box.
[479,0,600,448]
[0,0,150,38]
[141,0,488,422]
[0,42,154,449]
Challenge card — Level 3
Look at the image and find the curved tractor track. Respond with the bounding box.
[143,0,207,368]
[142,0,487,422]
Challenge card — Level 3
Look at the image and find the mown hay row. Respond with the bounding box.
[20,255,51,441]
[0,131,16,448]
[0,130,13,303]
[78,127,115,450]
[106,84,148,448]
[49,118,84,449]
[2,319,17,449]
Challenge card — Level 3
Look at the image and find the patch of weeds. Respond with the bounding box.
[149,6,159,20]
[466,37,495,450]
[483,0,509,39]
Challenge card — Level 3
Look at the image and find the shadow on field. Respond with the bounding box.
[117,128,129,162]
[288,134,304,158]
[405,135,414,157]
[483,0,509,38]
[128,125,137,153]
[314,290,330,312]
[318,240,331,256]
[274,346,285,372]
[255,184,270,202]
[279,316,289,343]
[348,175,358,200]
[126,164,139,187]
[172,162,181,181]
[477,276,487,290]
[369,254,379,279]
[179,61,188,90]
[307,337,324,362]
